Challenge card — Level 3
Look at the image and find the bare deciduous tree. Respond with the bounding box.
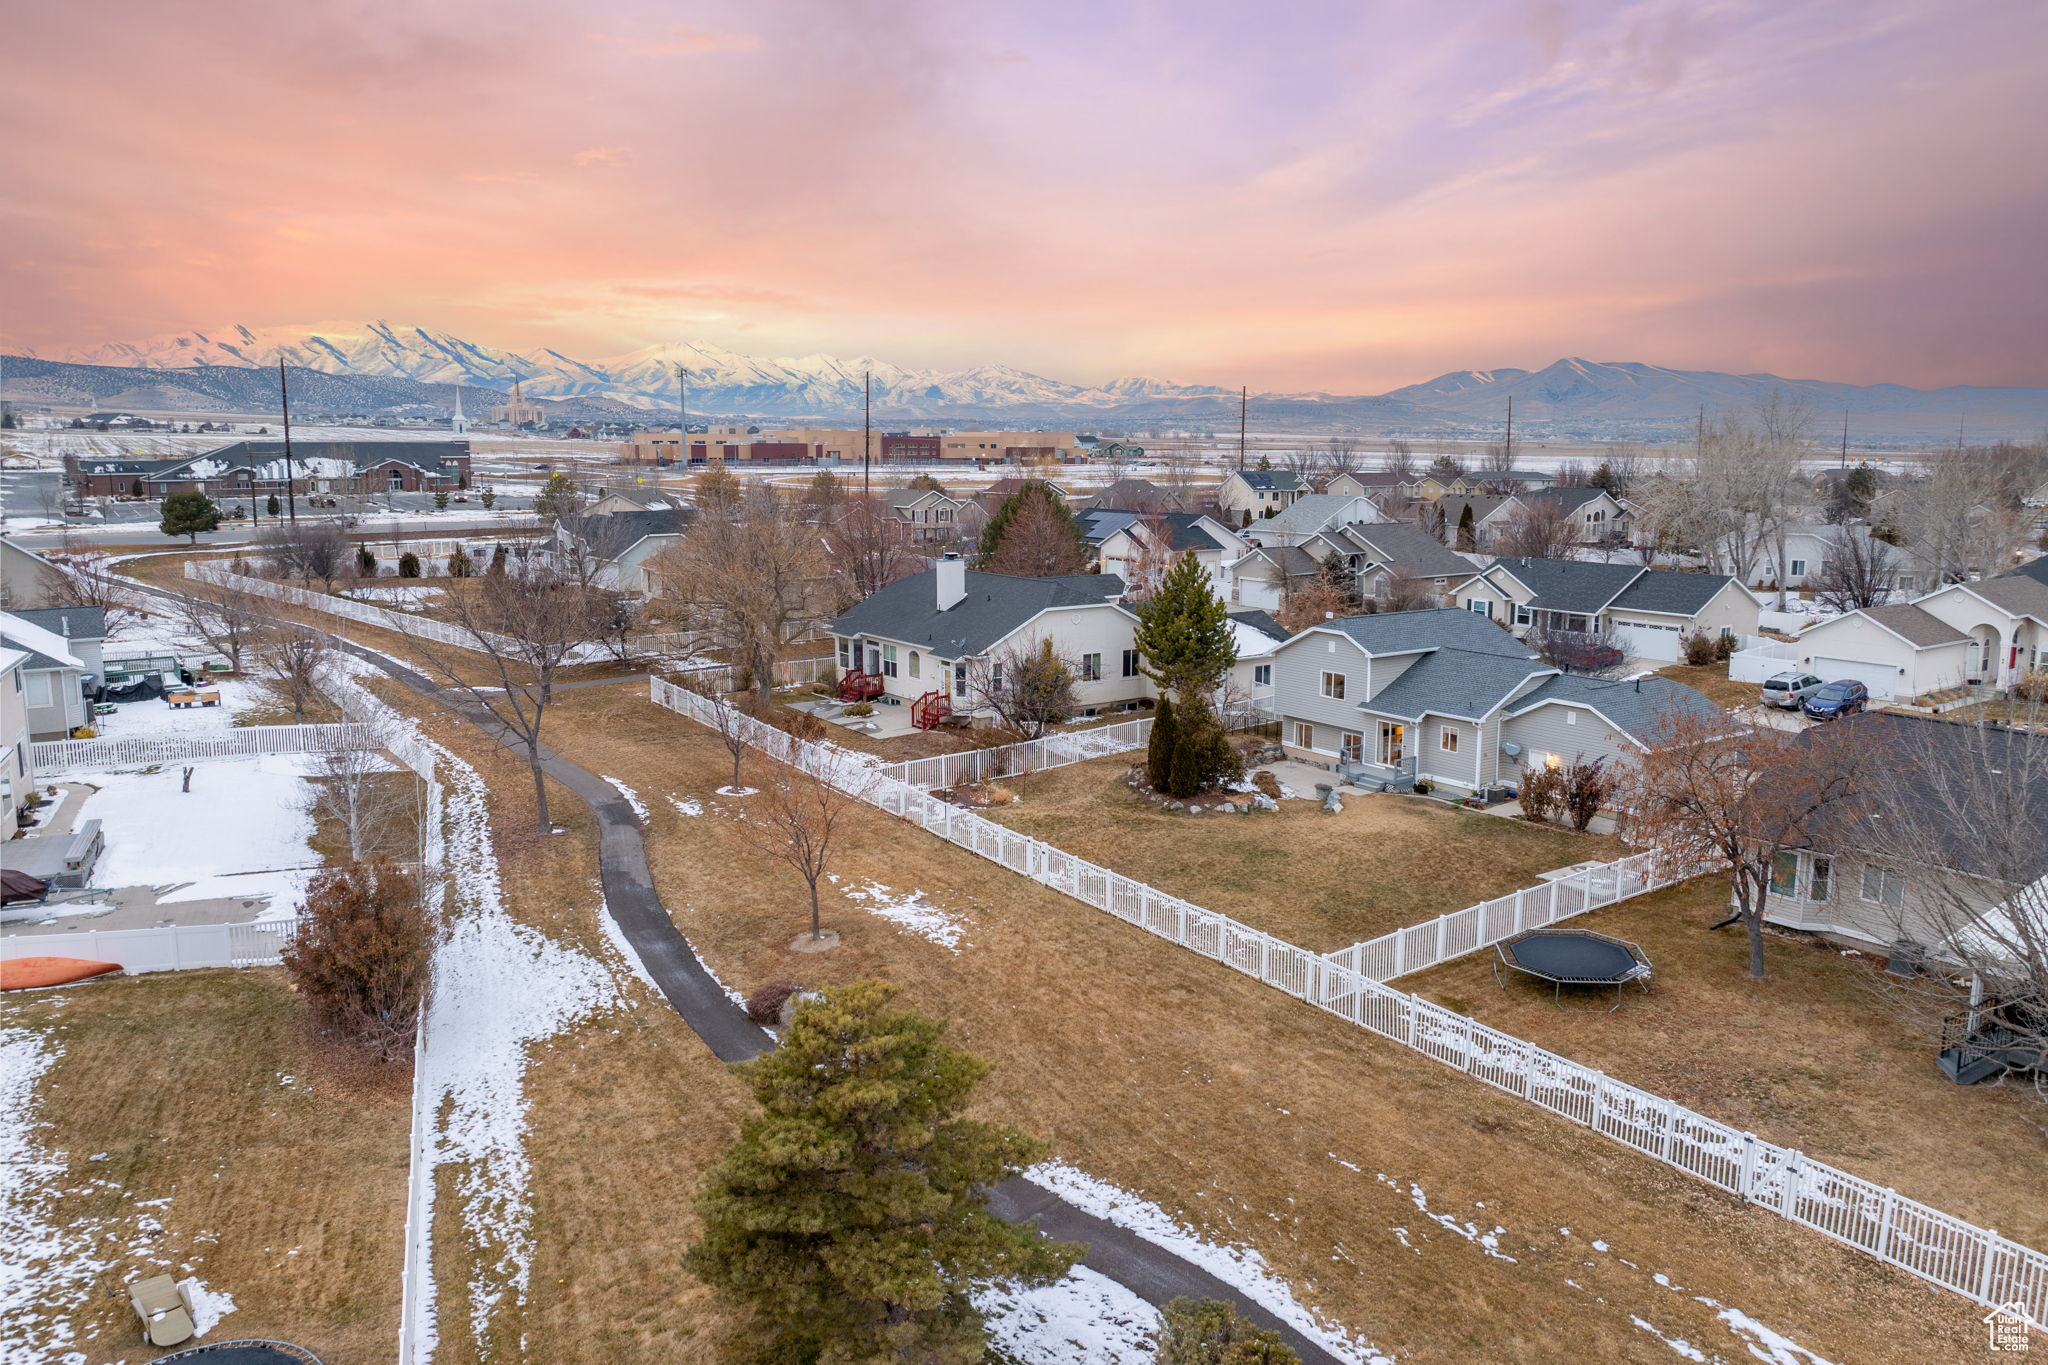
[1380,440,1416,478]
[826,493,925,609]
[683,668,754,793]
[1809,527,1900,613]
[1617,710,1866,978]
[303,744,413,863]
[173,574,268,672]
[262,521,351,592]
[964,637,1078,739]
[1491,497,1582,561]
[657,486,826,714]
[409,568,600,829]
[731,758,872,944]
[257,624,334,723]
[1524,619,1631,678]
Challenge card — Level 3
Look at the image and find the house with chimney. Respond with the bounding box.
[826,555,1142,727]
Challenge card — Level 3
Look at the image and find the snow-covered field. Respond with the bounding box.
[975,1266,1159,1363]
[69,752,326,913]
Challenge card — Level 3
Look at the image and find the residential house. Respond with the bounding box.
[584,485,686,516]
[1458,558,1762,661]
[554,507,696,595]
[1215,469,1307,523]
[1789,564,2048,698]
[880,487,971,544]
[1340,521,1485,605]
[1433,495,1517,550]
[1078,478,1182,514]
[970,476,1073,518]
[1078,510,1248,598]
[66,440,472,499]
[1711,523,1872,590]
[1,642,36,830]
[1761,713,2048,954]
[1266,607,1722,797]
[1521,486,1629,543]
[1227,494,1389,609]
[827,557,1142,724]
[1226,610,1289,703]
[0,609,95,740]
[0,536,72,610]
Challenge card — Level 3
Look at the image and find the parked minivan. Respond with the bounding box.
[1760,672,1824,709]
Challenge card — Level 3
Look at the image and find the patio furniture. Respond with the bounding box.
[130,1274,195,1348]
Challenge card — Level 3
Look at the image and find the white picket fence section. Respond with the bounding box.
[646,673,2048,1330]
[31,723,373,774]
[186,559,523,654]
[1325,851,1695,981]
[0,918,304,972]
[873,699,1276,791]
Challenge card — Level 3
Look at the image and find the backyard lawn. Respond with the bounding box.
[1406,880,2048,1251]
[1,970,412,1363]
[1652,661,1755,710]
[509,682,1990,1365]
[981,754,1625,952]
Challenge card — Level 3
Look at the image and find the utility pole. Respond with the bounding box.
[1237,386,1247,470]
[278,360,298,525]
[1839,405,1850,468]
[1503,396,1514,469]
[862,370,872,497]
[674,363,688,464]
[1695,403,1705,460]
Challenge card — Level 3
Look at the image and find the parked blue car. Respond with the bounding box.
[1801,680,1870,720]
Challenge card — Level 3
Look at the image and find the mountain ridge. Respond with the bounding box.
[11,327,2046,440]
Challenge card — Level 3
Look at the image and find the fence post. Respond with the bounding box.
[1549,878,1561,922]
[1738,1133,1757,1201]
[1393,931,1405,977]
[1434,914,1447,964]
[1875,1188,1897,1262]
[1979,1230,2002,1305]
[1783,1151,1802,1216]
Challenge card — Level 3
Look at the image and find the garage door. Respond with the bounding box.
[1810,657,1896,700]
[1609,620,1684,662]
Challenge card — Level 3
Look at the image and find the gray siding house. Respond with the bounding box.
[1267,607,1724,797]
[0,607,104,741]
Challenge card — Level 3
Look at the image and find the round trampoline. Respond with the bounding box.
[155,1342,325,1364]
[1494,928,1653,1011]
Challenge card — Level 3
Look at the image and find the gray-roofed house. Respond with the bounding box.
[1216,468,1308,522]
[1522,486,1629,543]
[1227,494,1393,609]
[1,536,74,611]
[1266,606,1722,797]
[0,609,96,740]
[880,486,972,544]
[553,507,696,594]
[827,556,1145,725]
[1788,569,2048,699]
[1078,510,1249,598]
[1079,478,1182,514]
[1460,557,1762,662]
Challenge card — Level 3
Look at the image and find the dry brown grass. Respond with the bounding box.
[1407,880,2048,1249]
[523,682,1988,1363]
[981,755,1624,951]
[0,969,411,1361]
[1653,662,1756,710]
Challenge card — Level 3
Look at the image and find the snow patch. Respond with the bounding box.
[838,879,972,953]
[715,785,758,797]
[0,1026,101,1360]
[601,776,650,822]
[974,1265,1159,1364]
[1375,1175,1517,1262]
[668,795,703,817]
[179,1277,237,1337]
[1027,1162,1389,1364]
[1630,1315,1707,1361]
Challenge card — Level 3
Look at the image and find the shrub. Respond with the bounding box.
[842,701,874,717]
[281,861,430,1063]
[447,546,474,578]
[1682,630,1716,666]
[1560,759,1611,831]
[782,709,827,743]
[1146,695,1179,791]
[1412,780,1432,795]
[1166,730,1201,798]
[1713,631,1738,661]
[1518,763,1563,824]
[398,551,422,578]
[355,545,376,576]
[1156,1297,1300,1365]
[2010,668,2048,702]
[745,979,805,1026]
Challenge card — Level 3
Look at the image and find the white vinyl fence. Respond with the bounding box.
[187,560,523,654]
[1326,851,1697,981]
[872,699,1276,791]
[647,674,2048,1330]
[0,918,304,971]
[1728,637,1801,684]
[31,723,373,774]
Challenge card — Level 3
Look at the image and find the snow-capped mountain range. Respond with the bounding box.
[16,322,2047,439]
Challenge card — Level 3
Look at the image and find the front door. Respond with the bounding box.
[1378,722,1405,765]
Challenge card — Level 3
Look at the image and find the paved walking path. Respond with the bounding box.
[122,576,1347,1362]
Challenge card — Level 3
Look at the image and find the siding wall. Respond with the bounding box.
[1761,850,2005,949]
[1500,704,1637,774]
[1269,632,1375,739]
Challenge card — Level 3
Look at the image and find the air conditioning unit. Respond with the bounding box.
[1886,940,1926,979]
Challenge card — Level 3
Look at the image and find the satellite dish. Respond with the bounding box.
[1501,742,1523,757]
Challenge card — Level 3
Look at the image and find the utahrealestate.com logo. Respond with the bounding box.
[1986,1301,2037,1353]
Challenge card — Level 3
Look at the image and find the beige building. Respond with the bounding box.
[490,380,547,427]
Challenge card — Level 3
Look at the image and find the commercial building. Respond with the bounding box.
[66,441,473,499]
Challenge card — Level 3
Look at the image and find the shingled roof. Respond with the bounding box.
[828,570,1130,658]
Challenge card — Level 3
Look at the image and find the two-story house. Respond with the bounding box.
[0,608,100,741]
[1216,469,1307,523]
[1266,607,1723,797]
[882,487,972,544]
[1456,558,1762,662]
[1078,510,1249,599]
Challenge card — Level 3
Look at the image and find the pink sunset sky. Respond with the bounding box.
[3,0,2044,391]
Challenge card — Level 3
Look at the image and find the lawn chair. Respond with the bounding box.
[129,1273,195,1348]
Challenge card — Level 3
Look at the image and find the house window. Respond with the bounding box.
[837,639,852,669]
[1513,604,1532,626]
[1253,664,1271,686]
[1122,649,1140,678]
[953,662,968,697]
[1587,509,1606,524]
[1770,851,1799,896]
[1565,712,1577,726]
[1339,731,1364,763]
[1378,722,1405,765]
[1809,855,1831,902]
[882,644,898,678]
[991,661,1003,691]
[1788,559,1806,577]
[1440,727,1459,753]
[1320,671,1346,700]
[1081,652,1103,681]
[1860,865,1906,909]
[24,672,52,707]
[1468,599,1492,618]
[1293,721,1315,750]
[909,651,921,679]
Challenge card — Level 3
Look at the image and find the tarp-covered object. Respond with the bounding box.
[1,956,122,990]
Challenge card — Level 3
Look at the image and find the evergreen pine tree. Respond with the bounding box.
[397,552,421,578]
[488,543,509,575]
[479,486,497,510]
[1455,502,1476,551]
[1133,552,1237,698]
[1146,695,1178,791]
[158,491,222,543]
[129,478,144,498]
[685,982,1077,1363]
[447,546,474,578]
[1167,729,1201,798]
[433,489,450,511]
[266,494,281,516]
[974,480,1087,575]
[356,545,377,577]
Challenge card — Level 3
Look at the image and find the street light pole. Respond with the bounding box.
[278,360,298,525]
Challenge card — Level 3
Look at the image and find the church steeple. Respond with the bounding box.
[451,383,468,435]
